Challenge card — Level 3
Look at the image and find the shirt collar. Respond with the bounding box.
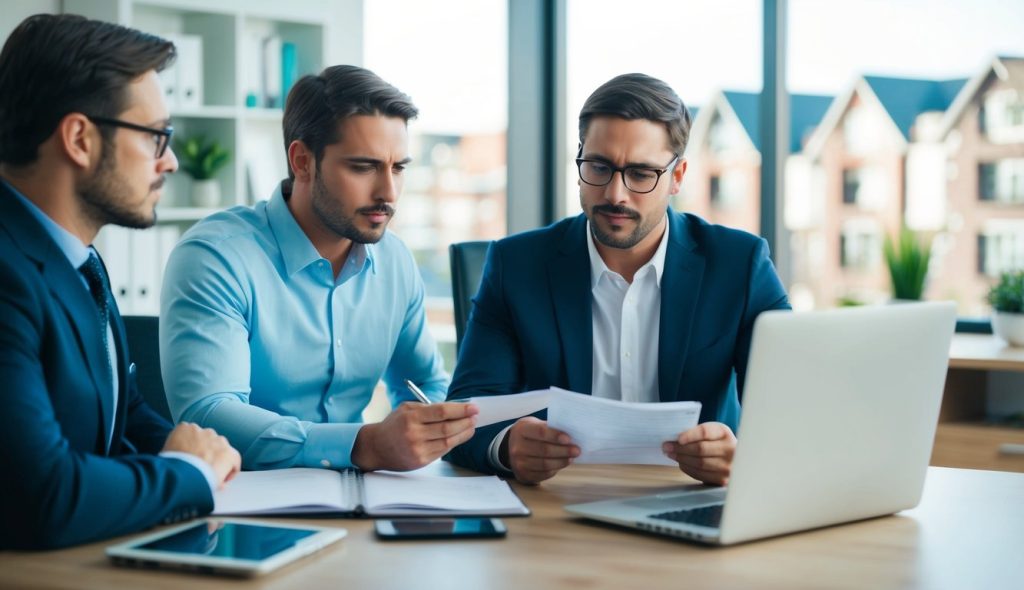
[266,180,377,278]
[3,178,92,269]
[586,214,670,290]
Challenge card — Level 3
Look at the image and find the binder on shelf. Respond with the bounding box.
[261,35,282,108]
[157,53,179,110]
[130,229,160,316]
[243,30,264,108]
[281,42,298,103]
[174,35,204,110]
[161,34,204,111]
[95,226,132,312]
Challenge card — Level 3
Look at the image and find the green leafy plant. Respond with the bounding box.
[836,295,864,307]
[883,227,931,301]
[988,270,1024,313]
[174,135,230,180]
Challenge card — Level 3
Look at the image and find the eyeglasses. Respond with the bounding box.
[87,116,174,159]
[576,152,679,194]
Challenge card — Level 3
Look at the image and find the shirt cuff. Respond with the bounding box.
[300,422,365,469]
[160,451,217,494]
[487,425,515,473]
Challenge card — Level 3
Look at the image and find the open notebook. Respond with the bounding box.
[213,468,530,517]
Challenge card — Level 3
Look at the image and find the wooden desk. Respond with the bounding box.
[934,334,1024,472]
[2,465,1021,590]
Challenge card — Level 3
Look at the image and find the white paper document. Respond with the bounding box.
[465,387,701,465]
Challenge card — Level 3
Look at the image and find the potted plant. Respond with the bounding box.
[988,270,1024,346]
[883,227,931,301]
[174,135,230,208]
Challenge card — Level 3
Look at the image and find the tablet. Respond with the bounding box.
[106,518,346,577]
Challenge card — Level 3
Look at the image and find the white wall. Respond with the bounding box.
[1,1,62,41]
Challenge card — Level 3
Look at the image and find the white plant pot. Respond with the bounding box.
[191,178,221,208]
[992,311,1024,347]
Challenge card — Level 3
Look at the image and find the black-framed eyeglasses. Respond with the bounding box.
[576,151,679,194]
[87,116,174,159]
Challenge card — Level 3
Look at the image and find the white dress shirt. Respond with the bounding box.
[587,219,667,403]
[487,217,669,470]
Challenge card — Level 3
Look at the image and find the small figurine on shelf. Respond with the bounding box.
[174,135,230,208]
[989,270,1024,347]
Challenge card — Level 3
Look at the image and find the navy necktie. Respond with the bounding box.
[79,254,112,378]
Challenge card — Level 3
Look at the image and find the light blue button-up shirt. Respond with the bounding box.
[160,181,449,470]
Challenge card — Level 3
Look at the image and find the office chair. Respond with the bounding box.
[448,241,491,353]
[122,315,173,422]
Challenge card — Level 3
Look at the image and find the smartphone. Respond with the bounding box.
[374,518,507,540]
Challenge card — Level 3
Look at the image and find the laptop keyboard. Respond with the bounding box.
[648,504,724,528]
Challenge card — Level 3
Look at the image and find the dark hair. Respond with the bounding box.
[0,14,175,166]
[578,73,692,156]
[282,65,418,180]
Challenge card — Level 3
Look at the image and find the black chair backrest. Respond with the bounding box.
[122,315,172,422]
[448,241,491,353]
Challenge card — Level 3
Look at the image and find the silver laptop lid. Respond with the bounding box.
[718,302,956,544]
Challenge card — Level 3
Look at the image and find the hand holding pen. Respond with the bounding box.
[350,379,479,472]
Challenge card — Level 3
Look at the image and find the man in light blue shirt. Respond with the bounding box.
[161,65,477,472]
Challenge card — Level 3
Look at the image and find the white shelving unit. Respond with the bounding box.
[63,0,344,314]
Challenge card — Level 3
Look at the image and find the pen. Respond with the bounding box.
[404,379,432,404]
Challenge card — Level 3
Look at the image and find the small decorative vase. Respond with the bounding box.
[191,178,221,208]
[992,311,1024,347]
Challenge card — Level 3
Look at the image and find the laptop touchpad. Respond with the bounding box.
[623,489,727,510]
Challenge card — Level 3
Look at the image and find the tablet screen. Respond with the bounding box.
[136,521,317,561]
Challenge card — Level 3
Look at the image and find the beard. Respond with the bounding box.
[310,168,394,244]
[78,143,161,229]
[588,203,662,249]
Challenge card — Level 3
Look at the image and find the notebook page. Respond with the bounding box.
[546,388,701,465]
[362,471,527,515]
[213,468,356,515]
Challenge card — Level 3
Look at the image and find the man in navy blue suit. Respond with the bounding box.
[0,14,240,549]
[446,73,790,485]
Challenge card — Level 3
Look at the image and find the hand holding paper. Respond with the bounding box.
[464,387,701,465]
[546,389,701,465]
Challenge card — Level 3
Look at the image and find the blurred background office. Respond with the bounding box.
[2,0,1023,466]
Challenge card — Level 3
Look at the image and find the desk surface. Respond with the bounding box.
[950,333,1024,371]
[2,465,1022,590]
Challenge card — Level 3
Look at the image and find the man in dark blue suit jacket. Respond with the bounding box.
[0,14,239,550]
[447,73,790,485]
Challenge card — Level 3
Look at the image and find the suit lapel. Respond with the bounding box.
[0,185,115,451]
[547,216,593,394]
[658,211,705,402]
[45,260,115,451]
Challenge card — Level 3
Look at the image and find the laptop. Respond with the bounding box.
[565,301,957,545]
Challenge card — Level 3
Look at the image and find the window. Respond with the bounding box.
[709,175,722,205]
[364,0,507,369]
[565,0,761,222]
[978,223,1024,277]
[839,224,882,271]
[982,89,1024,142]
[842,169,860,205]
[787,0,1024,314]
[979,159,1024,203]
